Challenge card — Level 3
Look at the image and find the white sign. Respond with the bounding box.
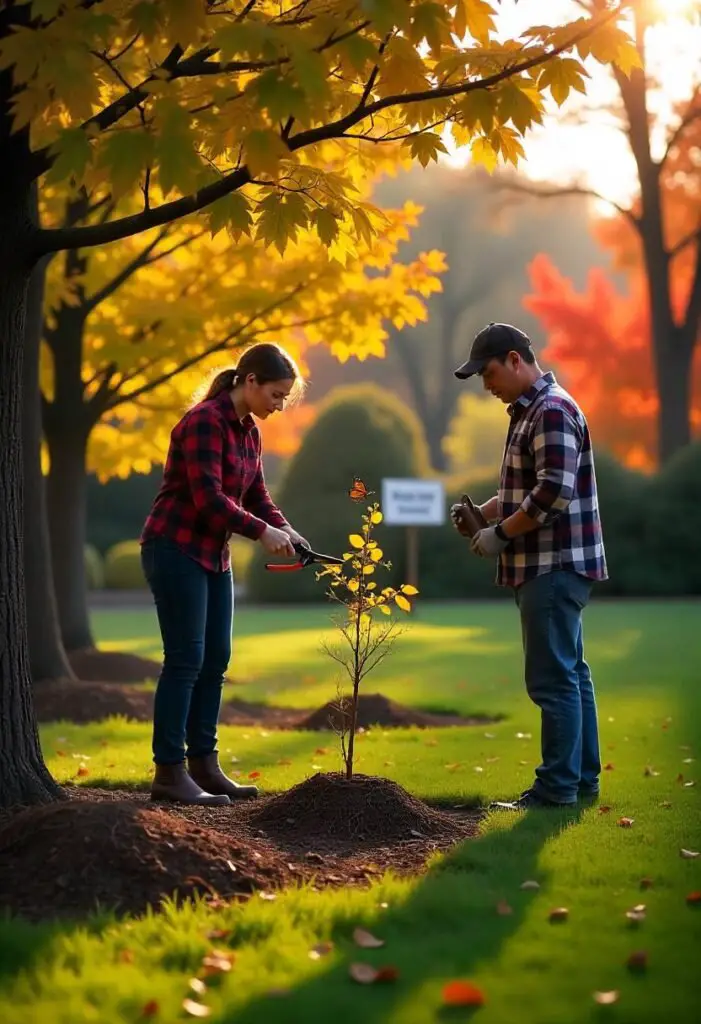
[381,478,446,527]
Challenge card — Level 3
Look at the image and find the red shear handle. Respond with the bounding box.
[265,562,303,572]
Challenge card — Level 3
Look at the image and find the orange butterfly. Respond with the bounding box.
[348,477,373,502]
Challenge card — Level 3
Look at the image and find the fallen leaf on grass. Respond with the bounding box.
[189,979,207,996]
[604,763,615,771]
[201,951,234,974]
[266,987,291,998]
[259,892,277,901]
[442,981,486,1007]
[680,849,700,859]
[349,962,398,984]
[425,739,438,747]
[486,756,500,764]
[660,801,672,809]
[626,906,646,924]
[277,758,292,766]
[598,805,612,814]
[520,880,540,890]
[314,747,328,755]
[119,949,134,963]
[593,991,619,1005]
[353,927,385,948]
[206,929,231,941]
[549,907,569,923]
[682,757,695,764]
[686,892,701,905]
[617,817,635,828]
[182,999,210,1017]
[515,732,532,740]
[643,766,660,777]
[141,1002,159,1018]
[309,942,334,960]
[639,878,654,890]
[444,763,462,771]
[248,771,261,780]
[676,774,685,783]
[683,781,696,788]
[76,764,89,777]
[496,900,513,916]
[626,951,648,971]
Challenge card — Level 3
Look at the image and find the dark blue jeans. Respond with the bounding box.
[141,537,234,765]
[515,569,601,804]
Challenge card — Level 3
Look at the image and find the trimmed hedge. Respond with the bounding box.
[84,544,105,590]
[246,383,431,603]
[104,540,147,590]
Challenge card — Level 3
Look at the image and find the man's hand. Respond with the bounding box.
[470,526,509,559]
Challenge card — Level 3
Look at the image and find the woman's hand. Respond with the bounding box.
[284,526,310,550]
[259,525,296,557]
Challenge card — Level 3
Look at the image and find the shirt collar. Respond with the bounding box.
[212,389,255,432]
[509,371,556,415]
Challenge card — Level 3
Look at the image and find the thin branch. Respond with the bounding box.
[83,227,171,312]
[492,179,639,227]
[669,225,701,261]
[659,84,701,168]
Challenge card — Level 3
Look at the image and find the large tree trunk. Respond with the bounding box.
[44,423,94,652]
[0,100,63,806]
[23,252,77,683]
[655,333,694,464]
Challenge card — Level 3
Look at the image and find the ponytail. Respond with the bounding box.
[203,367,238,401]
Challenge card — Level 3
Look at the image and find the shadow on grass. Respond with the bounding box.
[229,804,585,1024]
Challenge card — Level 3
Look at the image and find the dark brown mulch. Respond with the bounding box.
[296,693,493,731]
[0,780,480,923]
[32,683,492,731]
[0,799,288,923]
[67,648,162,684]
[31,681,305,727]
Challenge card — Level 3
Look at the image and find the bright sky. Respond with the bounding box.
[444,0,701,210]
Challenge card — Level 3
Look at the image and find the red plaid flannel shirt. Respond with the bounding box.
[141,390,287,572]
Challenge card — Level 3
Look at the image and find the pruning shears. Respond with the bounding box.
[264,541,345,573]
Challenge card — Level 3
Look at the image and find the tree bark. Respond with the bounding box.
[44,419,94,652]
[0,86,63,806]
[22,251,77,683]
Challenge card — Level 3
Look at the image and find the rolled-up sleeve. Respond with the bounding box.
[520,406,581,525]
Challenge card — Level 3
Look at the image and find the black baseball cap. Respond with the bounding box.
[454,322,532,379]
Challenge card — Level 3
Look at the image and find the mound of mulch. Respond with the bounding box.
[0,799,288,922]
[68,648,162,684]
[248,772,472,847]
[31,682,307,727]
[33,684,492,732]
[297,693,493,731]
[0,782,480,922]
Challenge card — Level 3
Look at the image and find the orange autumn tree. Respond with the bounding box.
[524,80,701,470]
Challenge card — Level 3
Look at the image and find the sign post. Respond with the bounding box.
[381,478,446,591]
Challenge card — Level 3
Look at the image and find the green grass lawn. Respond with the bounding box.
[1,599,700,1023]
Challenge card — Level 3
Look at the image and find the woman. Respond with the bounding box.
[140,343,308,806]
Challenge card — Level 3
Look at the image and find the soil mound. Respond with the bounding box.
[33,680,154,724]
[68,648,162,683]
[249,772,468,845]
[0,799,287,922]
[297,693,490,731]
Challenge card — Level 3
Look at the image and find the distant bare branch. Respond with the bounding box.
[491,179,639,227]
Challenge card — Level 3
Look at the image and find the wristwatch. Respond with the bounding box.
[494,523,509,543]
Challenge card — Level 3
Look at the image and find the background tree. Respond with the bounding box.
[502,0,701,464]
[0,0,639,807]
[40,186,443,657]
[523,252,701,471]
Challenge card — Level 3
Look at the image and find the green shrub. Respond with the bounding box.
[104,540,147,589]
[84,544,105,590]
[642,442,701,595]
[593,451,652,596]
[246,383,431,603]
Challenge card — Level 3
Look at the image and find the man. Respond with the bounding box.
[452,322,608,810]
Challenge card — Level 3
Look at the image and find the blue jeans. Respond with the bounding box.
[515,569,601,804]
[141,537,234,765]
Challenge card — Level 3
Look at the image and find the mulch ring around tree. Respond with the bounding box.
[33,683,497,730]
[67,647,163,684]
[0,776,480,923]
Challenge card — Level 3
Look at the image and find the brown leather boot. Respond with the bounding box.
[151,762,231,806]
[188,753,259,800]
